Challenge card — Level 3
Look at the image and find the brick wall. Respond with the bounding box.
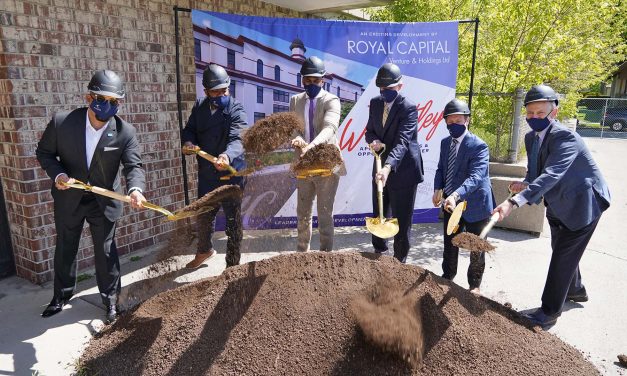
[0,0,306,284]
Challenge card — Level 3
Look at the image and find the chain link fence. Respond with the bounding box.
[575,97,627,139]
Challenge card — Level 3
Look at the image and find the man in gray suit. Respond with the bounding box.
[36,70,147,323]
[494,84,610,329]
[290,56,343,252]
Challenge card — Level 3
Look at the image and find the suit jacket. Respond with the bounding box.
[290,89,346,175]
[519,121,610,231]
[365,94,424,189]
[181,97,246,195]
[434,132,495,222]
[36,108,146,222]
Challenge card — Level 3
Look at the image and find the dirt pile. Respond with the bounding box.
[81,252,598,375]
[242,112,303,155]
[291,143,343,174]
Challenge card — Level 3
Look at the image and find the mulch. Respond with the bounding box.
[242,112,304,155]
[291,143,343,174]
[80,252,598,375]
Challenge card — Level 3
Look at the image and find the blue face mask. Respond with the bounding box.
[380,89,398,103]
[304,84,322,99]
[447,123,466,138]
[89,98,118,122]
[209,95,230,109]
[526,112,552,132]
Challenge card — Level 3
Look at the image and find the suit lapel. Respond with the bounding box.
[538,124,555,172]
[75,112,89,175]
[89,119,117,173]
[454,134,470,176]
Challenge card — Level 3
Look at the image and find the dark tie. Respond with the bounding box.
[444,139,458,196]
[308,98,316,142]
[528,134,540,181]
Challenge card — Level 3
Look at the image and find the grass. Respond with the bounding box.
[130,256,142,262]
[76,273,93,283]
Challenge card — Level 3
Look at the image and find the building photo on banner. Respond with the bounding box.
[191,10,459,230]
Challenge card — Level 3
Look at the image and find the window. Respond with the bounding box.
[227,49,235,69]
[229,81,236,99]
[194,39,201,61]
[254,112,266,123]
[274,65,281,82]
[337,86,340,97]
[273,90,289,103]
[257,59,263,77]
[354,92,358,102]
[325,82,331,91]
[273,104,289,113]
[257,86,263,104]
[296,73,301,87]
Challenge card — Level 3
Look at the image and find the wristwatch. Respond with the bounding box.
[507,197,519,208]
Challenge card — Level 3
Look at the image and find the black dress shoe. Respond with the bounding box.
[41,298,67,318]
[566,287,588,302]
[105,305,118,324]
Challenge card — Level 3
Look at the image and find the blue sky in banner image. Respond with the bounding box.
[191,10,459,89]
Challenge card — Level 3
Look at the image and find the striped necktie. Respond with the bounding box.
[528,134,540,181]
[382,104,390,127]
[444,139,458,196]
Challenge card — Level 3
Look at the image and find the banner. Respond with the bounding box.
[190,10,458,229]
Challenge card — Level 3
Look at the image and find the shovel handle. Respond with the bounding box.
[196,150,238,175]
[369,144,386,221]
[89,185,132,203]
[479,212,500,239]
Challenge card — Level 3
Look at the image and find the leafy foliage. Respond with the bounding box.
[369,0,627,160]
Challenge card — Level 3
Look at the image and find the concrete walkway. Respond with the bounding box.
[0,137,625,375]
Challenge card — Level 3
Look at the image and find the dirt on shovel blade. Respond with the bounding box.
[291,143,343,173]
[452,232,495,252]
[81,252,599,376]
[178,184,242,216]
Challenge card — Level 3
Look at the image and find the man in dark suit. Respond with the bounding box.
[36,70,147,323]
[494,84,611,329]
[182,64,246,269]
[433,98,495,295]
[365,63,424,263]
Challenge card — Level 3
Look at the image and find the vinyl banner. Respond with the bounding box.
[191,10,458,229]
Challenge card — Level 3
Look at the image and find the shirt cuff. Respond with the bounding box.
[128,187,143,195]
[54,173,67,183]
[512,194,527,207]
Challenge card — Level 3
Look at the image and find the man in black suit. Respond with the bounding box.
[365,63,424,263]
[36,70,146,323]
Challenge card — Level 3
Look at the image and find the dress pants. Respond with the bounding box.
[197,197,243,267]
[441,210,489,289]
[371,182,418,263]
[296,173,340,252]
[53,194,119,306]
[541,212,600,315]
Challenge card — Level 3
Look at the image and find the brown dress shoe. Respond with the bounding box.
[185,249,216,269]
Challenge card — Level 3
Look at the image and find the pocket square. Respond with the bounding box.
[104,147,119,152]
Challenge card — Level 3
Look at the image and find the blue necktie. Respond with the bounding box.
[444,139,458,196]
[308,98,315,142]
[528,135,540,181]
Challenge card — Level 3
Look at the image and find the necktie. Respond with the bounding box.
[528,134,540,181]
[382,104,390,127]
[444,139,458,196]
[308,98,316,142]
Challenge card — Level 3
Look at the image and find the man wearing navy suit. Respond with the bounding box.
[433,99,495,295]
[36,70,147,323]
[365,63,424,263]
[494,84,610,329]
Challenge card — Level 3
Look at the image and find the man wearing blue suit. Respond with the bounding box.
[494,85,610,329]
[433,99,495,295]
[365,63,424,263]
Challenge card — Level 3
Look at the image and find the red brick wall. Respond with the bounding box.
[0,0,306,284]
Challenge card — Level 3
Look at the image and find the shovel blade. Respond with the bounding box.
[365,217,399,239]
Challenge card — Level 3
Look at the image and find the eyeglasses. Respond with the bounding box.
[91,94,119,106]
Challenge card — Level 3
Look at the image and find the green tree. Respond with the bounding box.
[369,0,627,160]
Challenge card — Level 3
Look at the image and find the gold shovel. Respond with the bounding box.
[446,200,467,235]
[61,180,199,221]
[365,145,399,239]
[183,146,257,180]
[295,168,334,179]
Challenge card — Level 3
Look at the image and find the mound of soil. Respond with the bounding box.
[452,232,495,252]
[242,112,303,155]
[291,144,343,174]
[81,252,598,375]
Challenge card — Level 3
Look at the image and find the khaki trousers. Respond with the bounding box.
[296,173,340,252]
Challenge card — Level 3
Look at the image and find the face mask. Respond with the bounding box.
[447,123,466,138]
[89,99,118,122]
[380,89,398,103]
[209,95,230,109]
[304,84,322,99]
[526,110,553,132]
